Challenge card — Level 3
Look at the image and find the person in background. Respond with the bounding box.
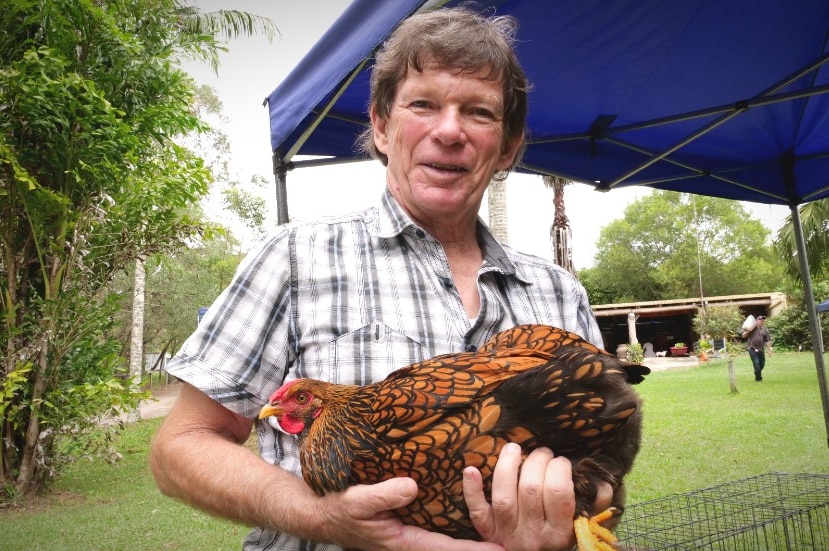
[150,7,611,551]
[742,315,773,381]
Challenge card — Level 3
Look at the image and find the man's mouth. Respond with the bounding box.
[426,162,466,172]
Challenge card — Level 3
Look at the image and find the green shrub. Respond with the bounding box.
[693,304,744,341]
[768,305,829,352]
[627,342,644,362]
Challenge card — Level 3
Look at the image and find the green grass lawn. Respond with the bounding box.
[0,418,249,551]
[626,351,829,503]
[1,352,827,550]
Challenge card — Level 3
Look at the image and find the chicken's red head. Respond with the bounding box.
[258,379,322,435]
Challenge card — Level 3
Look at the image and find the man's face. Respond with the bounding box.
[371,65,522,226]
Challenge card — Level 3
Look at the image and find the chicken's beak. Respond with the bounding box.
[258,403,282,420]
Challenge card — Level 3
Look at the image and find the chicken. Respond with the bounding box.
[259,324,649,550]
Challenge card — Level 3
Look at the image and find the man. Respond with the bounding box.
[742,315,773,381]
[150,7,610,551]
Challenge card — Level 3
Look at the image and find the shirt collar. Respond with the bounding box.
[372,188,529,282]
[373,188,413,238]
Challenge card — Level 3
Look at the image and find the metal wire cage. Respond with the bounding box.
[616,472,829,550]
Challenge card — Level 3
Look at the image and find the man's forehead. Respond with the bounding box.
[400,66,504,99]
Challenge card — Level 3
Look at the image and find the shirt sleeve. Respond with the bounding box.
[164,230,296,418]
[577,284,605,349]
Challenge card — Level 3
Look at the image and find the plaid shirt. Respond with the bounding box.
[166,189,602,551]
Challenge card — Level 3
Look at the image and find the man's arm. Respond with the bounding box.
[150,382,303,528]
[149,383,505,551]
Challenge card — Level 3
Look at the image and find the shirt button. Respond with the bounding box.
[465,344,477,352]
[415,229,426,238]
[441,277,454,289]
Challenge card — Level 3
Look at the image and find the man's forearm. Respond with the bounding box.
[151,429,312,529]
[149,384,330,541]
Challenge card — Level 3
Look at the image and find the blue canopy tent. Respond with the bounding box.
[820,300,829,314]
[265,0,829,444]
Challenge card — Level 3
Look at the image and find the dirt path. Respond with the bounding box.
[137,381,181,420]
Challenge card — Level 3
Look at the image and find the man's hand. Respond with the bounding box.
[462,443,613,551]
[318,477,506,551]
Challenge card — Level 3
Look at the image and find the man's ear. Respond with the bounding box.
[370,104,389,155]
[497,132,524,171]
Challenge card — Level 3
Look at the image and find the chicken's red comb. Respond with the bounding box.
[269,379,301,403]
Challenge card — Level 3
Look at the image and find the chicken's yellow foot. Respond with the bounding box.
[574,508,620,551]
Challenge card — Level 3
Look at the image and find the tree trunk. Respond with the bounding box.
[129,258,146,382]
[15,337,48,494]
[487,178,509,244]
[542,175,575,275]
[1,237,19,486]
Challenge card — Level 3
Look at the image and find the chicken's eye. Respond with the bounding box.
[295,392,309,404]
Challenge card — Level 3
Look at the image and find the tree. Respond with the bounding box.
[543,175,574,275]
[110,230,244,363]
[577,267,618,306]
[146,235,243,355]
[183,84,272,243]
[0,0,264,495]
[581,191,785,303]
[774,199,829,283]
[692,305,744,342]
[765,277,829,352]
[175,5,278,72]
[487,178,509,244]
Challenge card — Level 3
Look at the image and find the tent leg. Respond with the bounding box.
[790,204,829,448]
[273,153,289,225]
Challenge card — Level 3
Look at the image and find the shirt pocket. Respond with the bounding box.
[328,321,426,385]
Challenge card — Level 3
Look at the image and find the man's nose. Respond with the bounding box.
[432,108,467,145]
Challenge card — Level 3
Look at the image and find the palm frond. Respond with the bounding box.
[175,6,279,73]
[774,199,829,282]
[181,9,278,42]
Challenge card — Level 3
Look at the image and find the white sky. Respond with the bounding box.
[182,0,790,269]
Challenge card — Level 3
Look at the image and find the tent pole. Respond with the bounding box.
[790,204,829,448]
[273,153,289,225]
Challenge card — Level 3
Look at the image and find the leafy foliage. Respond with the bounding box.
[181,84,273,242]
[111,234,244,360]
[692,304,744,341]
[580,191,786,303]
[174,7,278,72]
[774,199,829,283]
[769,307,817,352]
[626,342,644,363]
[765,276,829,352]
[0,0,235,495]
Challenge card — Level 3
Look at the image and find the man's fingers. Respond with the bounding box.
[540,455,576,546]
[517,447,555,523]
[489,442,522,533]
[462,466,496,540]
[595,480,620,530]
[346,477,419,518]
[595,480,613,511]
